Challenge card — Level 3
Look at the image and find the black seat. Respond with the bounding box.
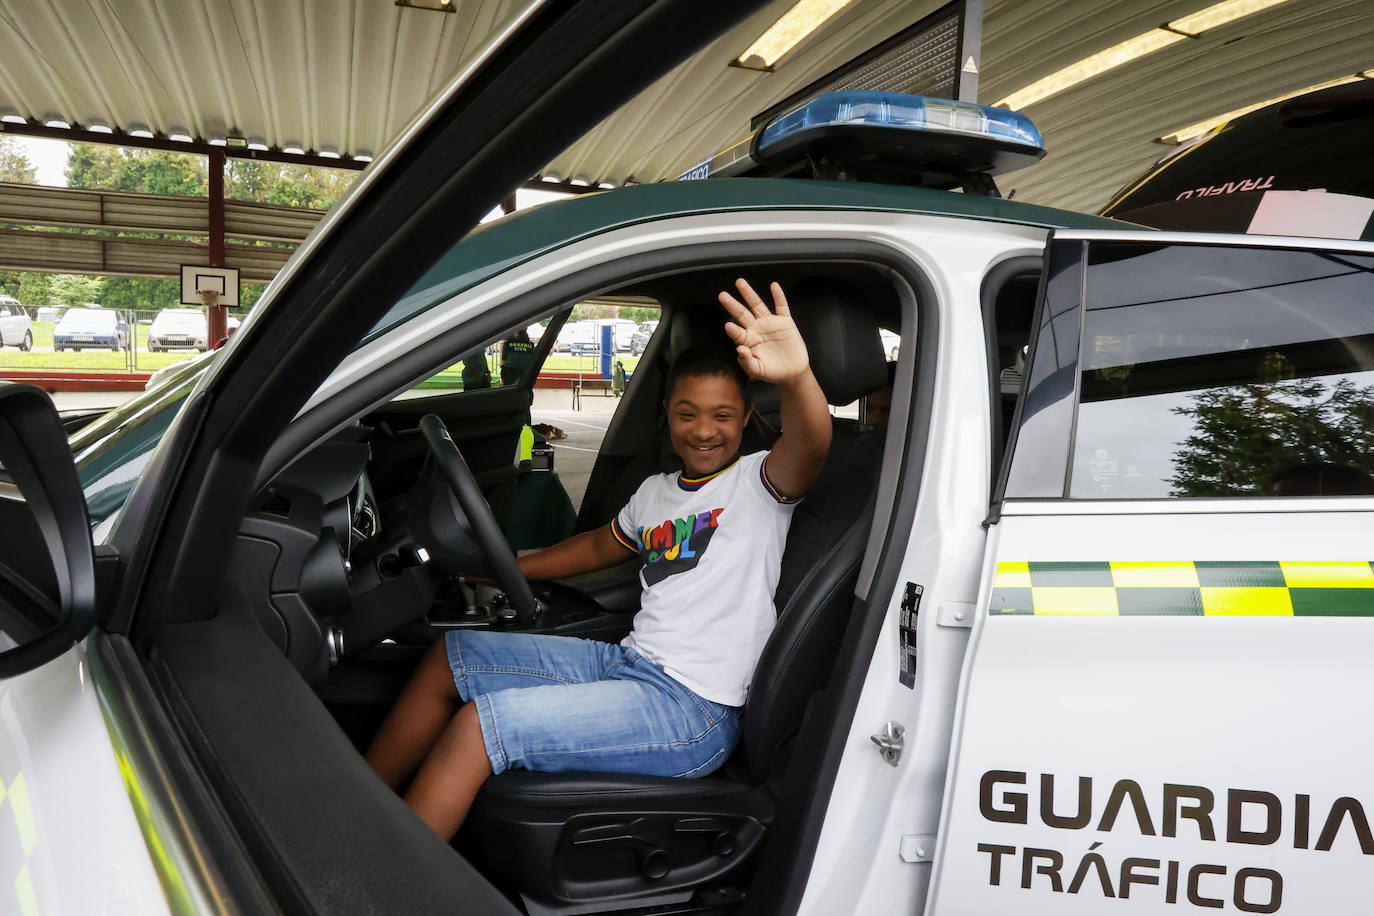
[465,278,889,913]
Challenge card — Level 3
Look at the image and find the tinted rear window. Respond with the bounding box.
[1069,242,1374,498]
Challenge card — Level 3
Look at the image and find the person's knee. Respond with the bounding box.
[421,638,459,699]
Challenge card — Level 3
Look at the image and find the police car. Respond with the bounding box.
[2,10,1372,916]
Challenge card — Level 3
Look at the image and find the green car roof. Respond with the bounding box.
[371,178,1130,339]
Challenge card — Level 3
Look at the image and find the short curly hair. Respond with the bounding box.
[665,343,749,405]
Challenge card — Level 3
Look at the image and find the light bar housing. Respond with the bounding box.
[680,91,1046,191]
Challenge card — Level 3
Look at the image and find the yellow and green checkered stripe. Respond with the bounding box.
[990,561,1374,616]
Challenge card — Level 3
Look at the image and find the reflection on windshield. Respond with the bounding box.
[70,360,203,529]
[1072,372,1374,498]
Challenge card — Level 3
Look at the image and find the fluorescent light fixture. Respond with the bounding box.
[129,124,154,138]
[540,173,562,183]
[225,136,247,149]
[996,30,1184,109]
[0,112,25,124]
[282,142,304,155]
[569,178,589,187]
[735,0,856,70]
[996,0,1299,109]
[353,152,373,162]
[43,116,70,129]
[1168,0,1295,35]
[598,181,616,190]
[1158,74,1364,144]
[169,128,193,142]
[318,146,340,159]
[208,134,228,147]
[247,137,268,151]
[87,121,114,134]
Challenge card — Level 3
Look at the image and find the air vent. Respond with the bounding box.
[257,492,291,517]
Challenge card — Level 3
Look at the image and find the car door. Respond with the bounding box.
[0,2,773,913]
[927,231,1374,915]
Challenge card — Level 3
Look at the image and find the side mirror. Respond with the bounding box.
[0,384,96,677]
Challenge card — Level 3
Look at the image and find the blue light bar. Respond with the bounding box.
[758,91,1043,153]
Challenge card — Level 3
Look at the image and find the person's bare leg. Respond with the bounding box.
[365,639,460,790]
[404,701,493,839]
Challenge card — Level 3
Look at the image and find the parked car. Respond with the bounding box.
[878,328,900,362]
[554,319,595,352]
[0,294,32,350]
[564,318,636,354]
[34,305,62,322]
[629,318,658,355]
[52,306,129,351]
[147,308,208,351]
[9,16,1374,914]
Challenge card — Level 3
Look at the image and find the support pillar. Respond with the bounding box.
[206,148,228,345]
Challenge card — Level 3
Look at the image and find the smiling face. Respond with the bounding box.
[666,372,752,478]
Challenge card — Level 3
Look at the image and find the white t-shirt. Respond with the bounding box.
[612,450,797,706]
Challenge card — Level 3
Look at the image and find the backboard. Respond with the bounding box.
[180,265,240,306]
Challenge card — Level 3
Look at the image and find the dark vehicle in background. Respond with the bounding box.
[1102,80,1374,241]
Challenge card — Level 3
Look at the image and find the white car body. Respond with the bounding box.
[3,9,1372,910]
[0,296,31,349]
[148,309,208,351]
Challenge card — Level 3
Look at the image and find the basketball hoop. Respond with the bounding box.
[197,289,220,309]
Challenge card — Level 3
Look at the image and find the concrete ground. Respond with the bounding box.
[529,387,620,513]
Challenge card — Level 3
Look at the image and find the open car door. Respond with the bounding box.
[0,2,774,912]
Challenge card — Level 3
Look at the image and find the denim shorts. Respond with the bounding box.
[445,630,741,778]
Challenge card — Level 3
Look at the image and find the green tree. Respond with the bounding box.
[227,160,354,210]
[0,138,36,184]
[17,273,52,306]
[48,274,106,307]
[1169,377,1374,497]
[99,277,181,314]
[66,144,206,196]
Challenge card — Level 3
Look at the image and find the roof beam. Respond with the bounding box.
[0,122,368,172]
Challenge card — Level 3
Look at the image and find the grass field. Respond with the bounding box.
[0,328,644,379]
[0,322,195,371]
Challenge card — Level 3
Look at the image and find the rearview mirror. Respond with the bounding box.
[0,384,96,677]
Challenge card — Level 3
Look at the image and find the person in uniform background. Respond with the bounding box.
[461,351,492,391]
[500,328,536,387]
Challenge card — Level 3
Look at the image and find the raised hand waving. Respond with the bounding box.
[717,278,810,383]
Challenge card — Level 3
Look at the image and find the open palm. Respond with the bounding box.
[718,279,809,382]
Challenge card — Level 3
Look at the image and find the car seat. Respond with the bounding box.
[464,277,889,913]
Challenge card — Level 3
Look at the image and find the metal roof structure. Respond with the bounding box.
[0,0,1366,218]
[0,183,321,282]
[555,0,1374,213]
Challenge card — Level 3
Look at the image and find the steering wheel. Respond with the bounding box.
[418,414,540,623]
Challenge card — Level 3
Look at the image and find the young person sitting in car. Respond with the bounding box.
[365,278,832,839]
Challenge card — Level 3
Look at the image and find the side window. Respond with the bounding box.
[1008,240,1374,500]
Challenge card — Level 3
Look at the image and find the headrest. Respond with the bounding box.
[788,277,888,405]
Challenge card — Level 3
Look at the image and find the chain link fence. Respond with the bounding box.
[0,306,236,373]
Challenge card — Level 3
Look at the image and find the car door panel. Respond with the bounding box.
[927,233,1374,915]
[99,0,777,909]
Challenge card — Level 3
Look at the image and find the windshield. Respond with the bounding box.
[70,359,205,530]
[153,311,204,331]
[58,308,112,330]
